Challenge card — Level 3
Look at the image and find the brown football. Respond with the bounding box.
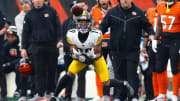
[71,5,83,16]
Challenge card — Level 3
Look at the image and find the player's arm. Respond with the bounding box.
[154,15,162,40]
[93,43,102,59]
[70,45,79,59]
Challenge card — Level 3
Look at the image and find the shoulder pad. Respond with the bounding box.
[91,29,102,34]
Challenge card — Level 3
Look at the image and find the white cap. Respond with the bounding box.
[20,0,32,5]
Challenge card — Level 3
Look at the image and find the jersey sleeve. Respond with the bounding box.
[66,31,73,45]
[96,31,103,45]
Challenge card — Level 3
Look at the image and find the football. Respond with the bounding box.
[71,5,83,16]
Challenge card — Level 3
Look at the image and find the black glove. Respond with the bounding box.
[78,54,94,65]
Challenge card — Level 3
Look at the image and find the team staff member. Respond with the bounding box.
[152,0,180,100]
[99,0,155,100]
[21,0,63,100]
[91,0,115,100]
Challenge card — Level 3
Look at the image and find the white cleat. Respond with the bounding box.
[92,96,103,101]
[28,94,46,101]
[153,94,167,101]
[171,95,178,101]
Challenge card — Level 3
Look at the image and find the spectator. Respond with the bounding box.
[0,26,20,101]
[21,0,63,100]
[99,0,155,100]
[14,0,34,100]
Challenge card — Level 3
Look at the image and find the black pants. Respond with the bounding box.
[32,44,58,96]
[63,54,87,99]
[0,72,7,98]
[110,51,139,100]
[156,40,179,74]
[139,46,156,100]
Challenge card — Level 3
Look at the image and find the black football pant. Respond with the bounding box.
[156,40,180,75]
[32,43,58,96]
[110,51,139,100]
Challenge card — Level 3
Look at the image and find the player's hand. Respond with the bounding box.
[57,41,63,48]
[72,48,81,59]
[21,49,28,59]
[140,48,147,54]
[0,28,6,36]
[152,40,157,53]
[149,35,154,41]
[86,48,96,59]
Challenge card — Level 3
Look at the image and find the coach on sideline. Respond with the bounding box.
[99,0,155,100]
[21,0,63,100]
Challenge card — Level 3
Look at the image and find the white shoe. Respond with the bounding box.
[92,96,103,101]
[153,94,167,101]
[103,96,110,101]
[113,98,120,101]
[18,96,26,101]
[171,95,178,101]
[75,97,85,101]
[132,98,138,101]
[28,94,46,101]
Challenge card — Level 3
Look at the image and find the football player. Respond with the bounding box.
[152,0,180,100]
[50,11,134,101]
[143,0,169,99]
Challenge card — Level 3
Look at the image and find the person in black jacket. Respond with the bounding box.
[99,0,155,100]
[0,11,7,101]
[0,26,21,101]
[21,0,63,100]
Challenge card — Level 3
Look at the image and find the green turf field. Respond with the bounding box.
[6,97,180,101]
[7,97,93,101]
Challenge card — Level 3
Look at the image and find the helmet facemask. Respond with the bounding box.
[77,20,91,34]
[76,11,92,34]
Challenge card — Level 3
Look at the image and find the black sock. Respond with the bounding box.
[109,79,124,87]
[54,74,72,97]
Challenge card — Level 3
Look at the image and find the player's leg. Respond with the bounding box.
[147,46,158,98]
[155,43,169,99]
[76,67,88,101]
[93,56,134,97]
[54,60,87,97]
[64,54,74,101]
[169,42,180,100]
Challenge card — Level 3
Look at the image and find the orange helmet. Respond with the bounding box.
[19,58,32,76]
